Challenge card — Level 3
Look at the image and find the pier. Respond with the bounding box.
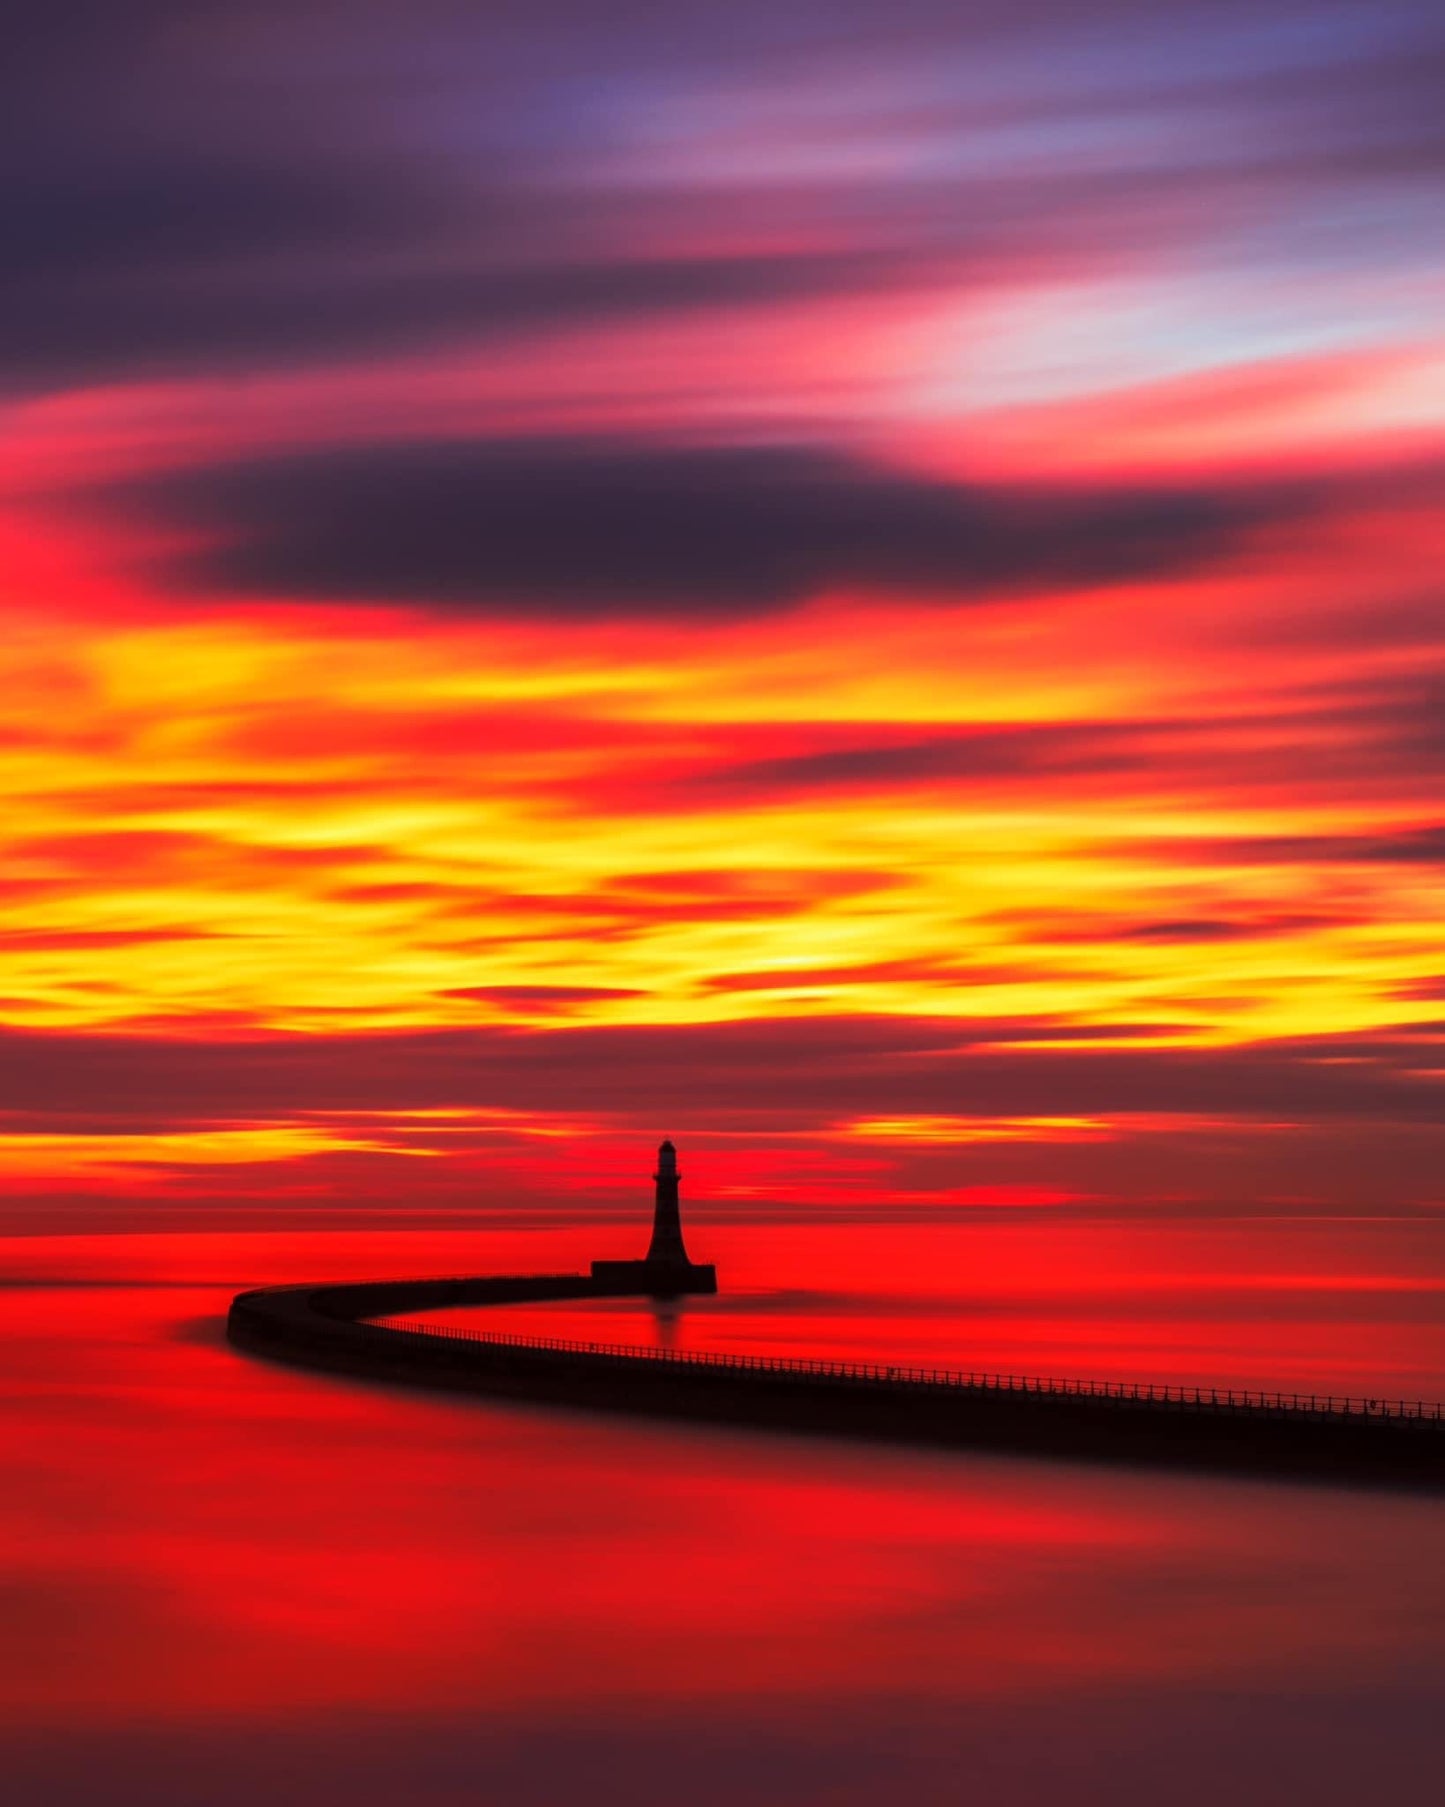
[226,1143,1443,1491]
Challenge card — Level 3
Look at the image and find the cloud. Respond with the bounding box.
[441,985,647,1007]
[1113,918,1331,944]
[1,1019,1438,1128]
[4,1,1442,392]
[692,725,1143,792]
[4,226,909,391]
[678,669,1445,800]
[1160,825,1445,872]
[103,439,1270,615]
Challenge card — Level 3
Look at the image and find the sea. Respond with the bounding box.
[4,1206,1443,1805]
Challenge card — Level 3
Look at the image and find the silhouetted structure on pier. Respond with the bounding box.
[646,1140,688,1262]
[226,1137,1443,1489]
[592,1139,717,1295]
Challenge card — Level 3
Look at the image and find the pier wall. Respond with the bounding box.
[226,1273,1444,1490]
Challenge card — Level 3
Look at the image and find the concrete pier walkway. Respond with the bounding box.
[227,1271,1444,1491]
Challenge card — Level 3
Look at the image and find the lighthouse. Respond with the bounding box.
[646,1139,689,1264]
[591,1139,718,1296]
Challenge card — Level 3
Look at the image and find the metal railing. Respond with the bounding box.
[370,1318,1444,1427]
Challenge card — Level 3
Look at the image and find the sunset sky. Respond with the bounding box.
[4,0,1442,1217]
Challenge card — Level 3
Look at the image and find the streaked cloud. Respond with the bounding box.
[2,0,1442,1210]
[101,439,1282,616]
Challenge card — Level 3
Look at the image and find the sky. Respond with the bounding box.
[3,0,1443,1219]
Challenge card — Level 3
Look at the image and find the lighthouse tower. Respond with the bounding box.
[646,1140,689,1265]
[591,1139,718,1296]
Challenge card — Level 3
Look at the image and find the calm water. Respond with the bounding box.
[4,1210,1444,1805]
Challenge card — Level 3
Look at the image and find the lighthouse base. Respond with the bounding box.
[590,1258,718,1298]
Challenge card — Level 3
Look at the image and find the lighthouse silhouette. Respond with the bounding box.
[647,1140,689,1264]
[591,1139,718,1296]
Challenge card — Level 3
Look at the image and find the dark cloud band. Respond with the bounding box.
[104,439,1269,615]
[1,1019,1438,1125]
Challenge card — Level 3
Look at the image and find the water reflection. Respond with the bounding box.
[650,1294,685,1351]
[2,1218,1443,1806]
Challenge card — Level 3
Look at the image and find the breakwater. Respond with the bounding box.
[226,1272,1445,1489]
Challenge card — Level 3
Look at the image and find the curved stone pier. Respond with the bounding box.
[226,1270,1445,1491]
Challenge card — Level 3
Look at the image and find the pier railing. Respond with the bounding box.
[373,1318,1443,1427]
